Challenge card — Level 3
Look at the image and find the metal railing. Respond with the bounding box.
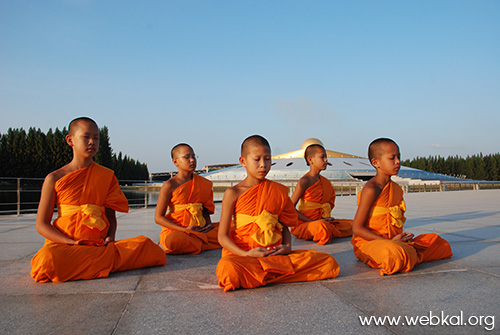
[211,178,500,198]
[1,177,500,216]
[0,177,44,216]
[0,177,155,216]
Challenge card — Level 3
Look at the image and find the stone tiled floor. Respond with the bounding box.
[1,190,499,334]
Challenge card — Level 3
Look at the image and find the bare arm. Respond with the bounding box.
[353,183,411,242]
[296,210,313,223]
[35,174,76,244]
[154,181,189,232]
[351,184,388,241]
[196,206,214,233]
[104,207,117,245]
[281,224,292,247]
[268,225,292,256]
[290,178,313,222]
[217,187,272,258]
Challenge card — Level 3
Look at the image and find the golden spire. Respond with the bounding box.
[272,138,364,159]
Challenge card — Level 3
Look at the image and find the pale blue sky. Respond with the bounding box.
[1,0,499,172]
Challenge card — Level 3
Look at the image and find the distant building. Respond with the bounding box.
[203,138,471,186]
[150,164,238,182]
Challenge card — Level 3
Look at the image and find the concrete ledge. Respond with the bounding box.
[1,190,499,334]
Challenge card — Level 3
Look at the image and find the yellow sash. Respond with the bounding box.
[298,199,332,218]
[169,203,206,227]
[369,200,407,228]
[235,210,282,247]
[58,204,107,231]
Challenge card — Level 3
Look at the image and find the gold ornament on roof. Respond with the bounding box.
[272,138,364,159]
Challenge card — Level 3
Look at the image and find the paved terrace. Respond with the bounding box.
[1,190,499,334]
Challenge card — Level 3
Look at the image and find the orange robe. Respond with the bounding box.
[351,180,453,276]
[291,175,353,245]
[216,179,340,292]
[30,162,166,283]
[159,174,221,254]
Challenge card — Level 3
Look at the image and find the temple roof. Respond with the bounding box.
[271,138,364,159]
[203,138,473,183]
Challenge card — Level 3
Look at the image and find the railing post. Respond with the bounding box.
[17,178,21,216]
[144,181,148,208]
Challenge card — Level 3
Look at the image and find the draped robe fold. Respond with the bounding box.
[291,176,353,245]
[351,180,453,276]
[216,179,339,291]
[160,174,221,254]
[31,162,166,282]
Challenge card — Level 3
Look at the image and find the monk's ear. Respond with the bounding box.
[172,157,179,168]
[371,158,380,168]
[65,134,74,147]
[307,155,314,166]
[239,156,246,167]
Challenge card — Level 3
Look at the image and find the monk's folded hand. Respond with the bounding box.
[103,237,115,246]
[391,232,414,242]
[75,239,104,247]
[268,244,291,256]
[185,225,205,232]
[401,232,414,242]
[197,222,214,233]
[246,247,274,258]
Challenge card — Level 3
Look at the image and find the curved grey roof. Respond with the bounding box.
[203,139,476,183]
[203,156,468,182]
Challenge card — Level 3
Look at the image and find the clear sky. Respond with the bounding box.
[1,0,499,173]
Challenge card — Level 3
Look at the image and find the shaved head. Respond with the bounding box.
[68,117,98,135]
[368,138,398,163]
[171,143,193,159]
[241,135,271,157]
[304,144,325,166]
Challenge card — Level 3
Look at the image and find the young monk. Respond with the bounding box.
[351,138,453,276]
[154,143,220,254]
[216,135,340,291]
[30,117,166,282]
[290,144,353,245]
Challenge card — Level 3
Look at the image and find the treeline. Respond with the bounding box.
[0,127,149,180]
[401,153,500,181]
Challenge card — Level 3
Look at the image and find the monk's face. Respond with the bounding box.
[309,148,328,171]
[240,144,271,181]
[373,142,401,176]
[173,145,197,172]
[66,120,99,159]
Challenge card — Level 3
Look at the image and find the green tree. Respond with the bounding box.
[95,126,113,168]
[1,126,149,180]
